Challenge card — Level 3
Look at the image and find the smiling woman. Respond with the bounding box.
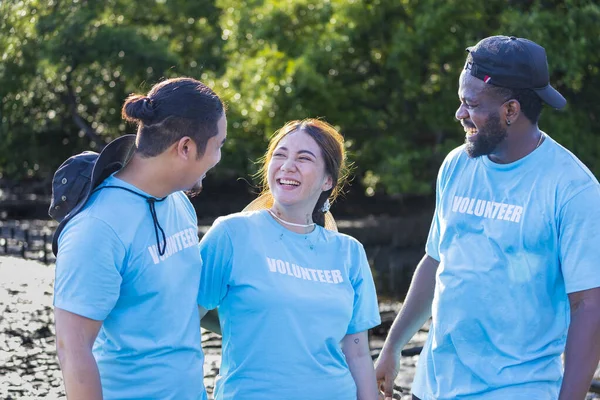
[257,119,350,229]
[197,119,381,400]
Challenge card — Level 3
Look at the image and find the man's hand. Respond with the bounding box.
[375,349,401,400]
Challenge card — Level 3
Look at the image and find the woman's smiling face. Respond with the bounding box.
[267,130,333,210]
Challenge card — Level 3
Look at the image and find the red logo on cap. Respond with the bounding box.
[484,75,491,84]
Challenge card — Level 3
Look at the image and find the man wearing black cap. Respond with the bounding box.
[52,78,226,400]
[375,36,600,400]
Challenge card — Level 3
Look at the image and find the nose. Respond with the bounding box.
[280,158,296,172]
[455,103,468,121]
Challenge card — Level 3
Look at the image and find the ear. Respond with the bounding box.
[176,137,194,160]
[503,99,521,125]
[322,175,334,192]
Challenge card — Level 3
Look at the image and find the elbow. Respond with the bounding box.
[343,346,371,361]
[55,334,71,369]
[571,297,600,319]
[55,332,91,370]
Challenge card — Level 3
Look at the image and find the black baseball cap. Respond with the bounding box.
[49,135,136,255]
[466,35,566,109]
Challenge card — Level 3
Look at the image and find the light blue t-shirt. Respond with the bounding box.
[198,210,381,400]
[413,134,600,400]
[54,175,206,400]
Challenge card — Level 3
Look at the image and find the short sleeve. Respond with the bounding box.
[559,184,600,293]
[425,164,446,261]
[54,216,125,321]
[346,243,381,334]
[197,218,234,310]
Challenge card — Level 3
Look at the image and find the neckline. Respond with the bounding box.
[480,131,549,171]
[103,173,164,200]
[260,209,322,239]
[267,209,315,229]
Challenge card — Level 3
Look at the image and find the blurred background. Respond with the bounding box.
[1,0,599,398]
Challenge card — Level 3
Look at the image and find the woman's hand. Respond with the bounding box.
[374,348,401,400]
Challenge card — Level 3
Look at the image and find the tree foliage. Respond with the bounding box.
[1,0,599,196]
[1,0,223,180]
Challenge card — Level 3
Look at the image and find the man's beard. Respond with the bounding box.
[465,112,508,158]
[185,182,203,198]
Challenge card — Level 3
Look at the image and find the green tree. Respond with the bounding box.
[1,0,599,198]
[0,0,224,182]
[215,0,600,195]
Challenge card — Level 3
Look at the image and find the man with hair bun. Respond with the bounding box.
[53,77,227,400]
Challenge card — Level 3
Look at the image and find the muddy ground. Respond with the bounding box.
[1,256,598,399]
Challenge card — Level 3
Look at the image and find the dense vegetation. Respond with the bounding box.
[2,0,599,196]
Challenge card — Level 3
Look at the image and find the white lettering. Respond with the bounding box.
[459,197,469,213]
[180,231,189,247]
[148,245,160,264]
[497,203,508,220]
[511,206,523,223]
[466,198,476,214]
[167,236,177,256]
[332,270,344,283]
[491,202,501,218]
[291,264,302,278]
[266,257,277,272]
[173,232,183,251]
[484,201,494,218]
[452,196,463,212]
[276,260,286,274]
[145,227,199,265]
[474,199,485,216]
[264,258,342,284]
[503,205,514,221]
[186,228,196,247]
[317,270,326,282]
[451,196,524,224]
[285,262,294,276]
[300,266,312,280]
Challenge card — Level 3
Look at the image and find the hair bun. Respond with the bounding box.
[121,94,156,123]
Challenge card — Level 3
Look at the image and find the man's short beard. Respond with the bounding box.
[465,112,508,158]
[185,182,203,198]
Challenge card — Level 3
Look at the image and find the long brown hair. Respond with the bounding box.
[257,119,350,227]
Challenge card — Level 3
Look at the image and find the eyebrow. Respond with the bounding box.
[276,146,317,158]
[459,94,477,103]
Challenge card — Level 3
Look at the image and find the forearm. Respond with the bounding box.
[381,255,438,356]
[343,331,378,400]
[57,347,103,400]
[347,353,379,400]
[54,308,103,400]
[559,304,600,400]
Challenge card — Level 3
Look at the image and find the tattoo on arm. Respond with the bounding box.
[354,338,360,344]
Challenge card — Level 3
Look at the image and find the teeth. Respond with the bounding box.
[279,179,300,186]
[464,127,477,136]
